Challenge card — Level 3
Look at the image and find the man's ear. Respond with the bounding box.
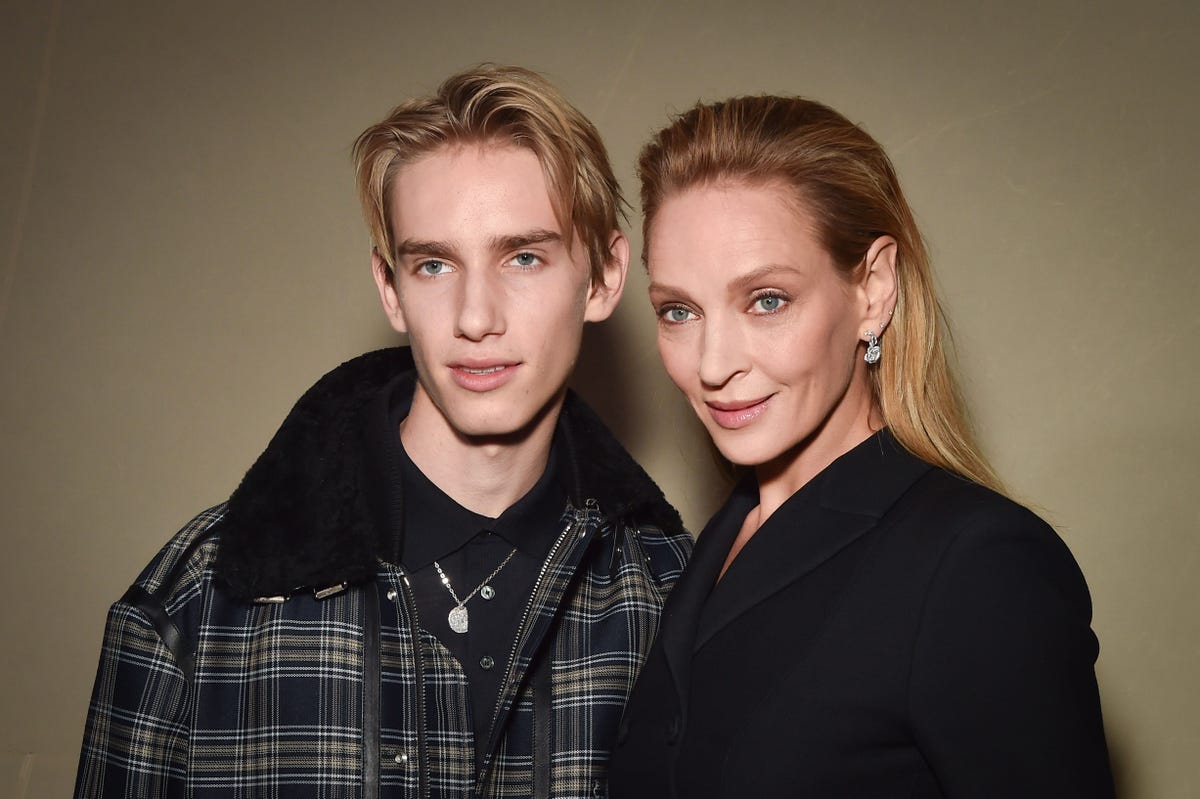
[859,235,898,336]
[371,247,408,334]
[584,230,630,323]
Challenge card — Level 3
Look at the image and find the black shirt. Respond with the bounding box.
[363,374,566,766]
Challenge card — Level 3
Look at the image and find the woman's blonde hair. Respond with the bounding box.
[353,64,625,286]
[638,95,1002,492]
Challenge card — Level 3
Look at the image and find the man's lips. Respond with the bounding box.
[448,361,520,391]
[456,364,508,375]
[704,396,773,429]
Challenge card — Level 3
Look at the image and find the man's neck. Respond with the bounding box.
[398,387,562,518]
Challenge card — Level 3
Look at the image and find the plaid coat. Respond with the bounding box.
[76,349,692,799]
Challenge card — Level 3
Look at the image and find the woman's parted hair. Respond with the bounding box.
[353,64,626,286]
[638,95,1002,492]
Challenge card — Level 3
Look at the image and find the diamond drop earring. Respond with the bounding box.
[864,331,882,364]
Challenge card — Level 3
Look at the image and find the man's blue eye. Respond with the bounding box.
[419,260,448,275]
[514,252,538,267]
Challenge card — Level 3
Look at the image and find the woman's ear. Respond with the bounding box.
[860,235,898,336]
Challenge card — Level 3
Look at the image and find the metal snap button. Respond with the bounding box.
[480,585,496,600]
[479,655,495,670]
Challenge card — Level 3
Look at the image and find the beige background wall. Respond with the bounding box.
[3,0,1196,796]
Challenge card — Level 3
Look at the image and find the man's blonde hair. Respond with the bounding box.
[353,64,625,285]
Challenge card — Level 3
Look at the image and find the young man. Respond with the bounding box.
[75,65,691,799]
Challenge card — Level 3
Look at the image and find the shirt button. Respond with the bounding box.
[479,655,495,670]
[480,585,496,600]
[386,589,398,601]
[393,751,408,765]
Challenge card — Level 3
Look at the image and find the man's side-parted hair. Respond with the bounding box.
[353,64,626,286]
[638,96,1003,493]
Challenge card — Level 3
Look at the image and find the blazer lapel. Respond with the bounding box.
[658,480,757,715]
[695,430,933,651]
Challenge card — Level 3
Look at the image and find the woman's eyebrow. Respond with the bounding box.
[725,263,803,293]
[647,279,690,299]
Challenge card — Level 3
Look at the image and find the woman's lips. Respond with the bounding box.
[705,396,772,429]
[449,362,519,392]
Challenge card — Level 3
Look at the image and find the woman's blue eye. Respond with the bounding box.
[753,295,785,313]
[664,307,693,323]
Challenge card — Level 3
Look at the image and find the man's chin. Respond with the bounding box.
[448,407,542,443]
[454,417,526,439]
[445,393,565,447]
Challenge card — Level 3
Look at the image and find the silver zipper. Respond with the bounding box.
[395,569,431,799]
[477,504,593,788]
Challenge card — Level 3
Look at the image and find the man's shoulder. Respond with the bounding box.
[130,503,227,601]
[627,519,693,584]
[559,394,686,541]
[215,349,412,600]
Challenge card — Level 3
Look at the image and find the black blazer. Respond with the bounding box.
[608,431,1114,798]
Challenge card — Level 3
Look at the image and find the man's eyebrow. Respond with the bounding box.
[492,229,563,251]
[393,230,563,261]
[394,238,456,260]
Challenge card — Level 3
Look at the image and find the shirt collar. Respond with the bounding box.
[397,431,566,568]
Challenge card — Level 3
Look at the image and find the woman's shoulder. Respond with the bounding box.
[833,430,1048,542]
[893,465,1092,611]
[900,464,1052,538]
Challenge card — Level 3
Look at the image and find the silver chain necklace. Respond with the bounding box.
[432,548,518,634]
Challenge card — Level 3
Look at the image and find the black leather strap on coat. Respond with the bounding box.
[362,585,381,799]
[121,584,195,684]
[533,651,553,799]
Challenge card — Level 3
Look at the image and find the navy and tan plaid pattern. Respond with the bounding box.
[484,504,682,799]
[76,507,222,799]
[77,503,691,798]
[189,588,367,794]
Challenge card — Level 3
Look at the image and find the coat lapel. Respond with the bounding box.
[694,502,877,651]
[693,431,933,652]
[658,480,757,715]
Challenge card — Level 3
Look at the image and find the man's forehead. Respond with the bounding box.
[392,141,549,197]
[388,143,579,256]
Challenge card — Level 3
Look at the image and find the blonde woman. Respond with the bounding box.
[607,96,1114,798]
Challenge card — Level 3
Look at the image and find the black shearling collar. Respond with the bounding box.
[214,348,684,601]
